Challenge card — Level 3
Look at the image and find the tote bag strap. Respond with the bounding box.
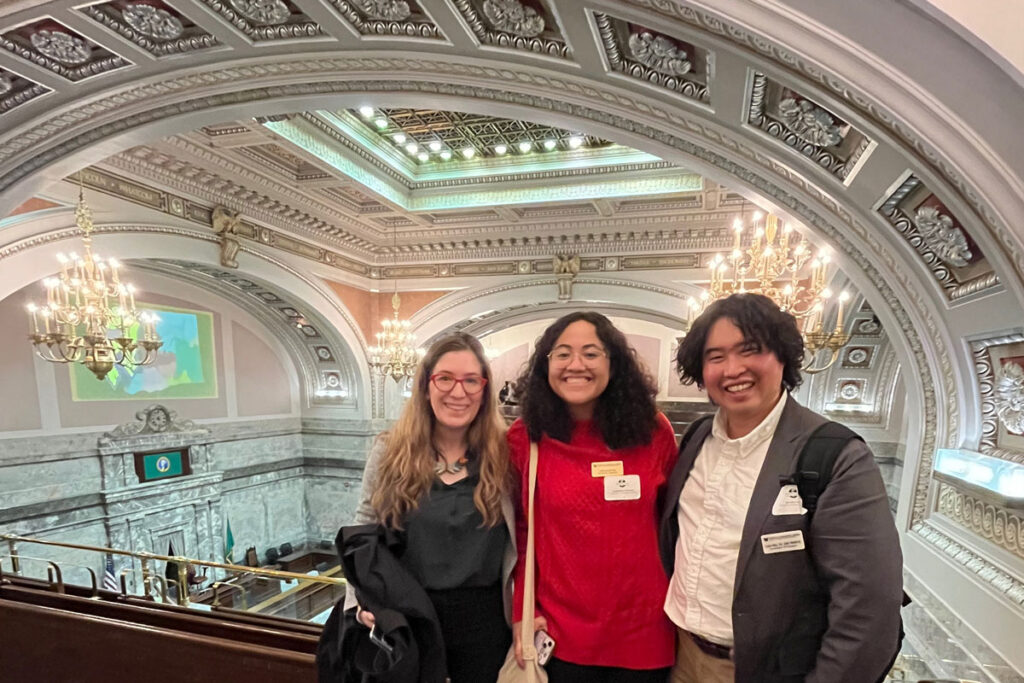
[519,441,540,667]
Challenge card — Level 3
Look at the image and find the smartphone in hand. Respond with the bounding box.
[534,630,555,666]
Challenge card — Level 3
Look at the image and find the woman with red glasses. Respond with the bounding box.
[349,332,514,683]
[509,311,678,683]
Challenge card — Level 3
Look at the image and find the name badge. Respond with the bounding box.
[591,460,624,477]
[604,474,641,501]
[760,530,806,554]
[771,484,807,516]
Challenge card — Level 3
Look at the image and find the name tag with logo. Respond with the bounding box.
[591,460,624,477]
[761,530,806,554]
[603,474,641,501]
[771,484,807,516]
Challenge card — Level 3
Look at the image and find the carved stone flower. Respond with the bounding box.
[354,0,411,21]
[628,32,691,76]
[30,29,90,65]
[777,97,842,147]
[229,0,290,26]
[913,206,972,267]
[995,361,1024,435]
[0,73,12,96]
[123,4,185,41]
[482,0,544,38]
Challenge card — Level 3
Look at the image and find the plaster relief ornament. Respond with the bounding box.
[627,32,691,76]
[913,206,973,267]
[0,73,11,95]
[30,30,90,65]
[123,4,185,40]
[554,253,580,300]
[211,205,242,269]
[482,0,544,38]
[995,361,1024,435]
[839,383,861,400]
[777,98,843,147]
[354,0,411,21]
[229,0,290,25]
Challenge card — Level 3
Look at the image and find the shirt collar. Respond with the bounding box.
[711,390,788,457]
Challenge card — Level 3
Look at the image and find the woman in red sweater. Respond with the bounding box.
[509,311,678,683]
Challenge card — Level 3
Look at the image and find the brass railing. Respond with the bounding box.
[1,533,345,609]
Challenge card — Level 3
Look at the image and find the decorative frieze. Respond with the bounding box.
[0,67,48,115]
[935,482,1024,562]
[0,20,129,82]
[80,3,219,57]
[452,0,570,59]
[879,175,998,303]
[326,0,443,39]
[746,73,870,181]
[195,0,323,41]
[594,13,709,104]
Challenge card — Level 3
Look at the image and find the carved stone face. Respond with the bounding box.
[147,407,170,432]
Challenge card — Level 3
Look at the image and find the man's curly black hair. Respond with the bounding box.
[516,311,659,450]
[675,293,804,392]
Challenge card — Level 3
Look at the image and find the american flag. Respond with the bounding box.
[102,554,119,592]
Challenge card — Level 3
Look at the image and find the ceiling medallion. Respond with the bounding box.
[122,4,185,41]
[30,30,90,65]
[913,206,972,267]
[229,0,290,25]
[627,32,691,76]
[354,0,411,21]
[0,73,11,95]
[688,211,852,374]
[996,361,1024,435]
[777,97,843,147]
[482,0,544,38]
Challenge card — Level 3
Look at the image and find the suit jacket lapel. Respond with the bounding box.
[733,396,815,596]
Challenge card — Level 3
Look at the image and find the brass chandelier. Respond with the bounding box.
[25,185,162,381]
[368,234,422,382]
[688,211,852,373]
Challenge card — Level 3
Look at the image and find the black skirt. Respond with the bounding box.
[427,583,511,683]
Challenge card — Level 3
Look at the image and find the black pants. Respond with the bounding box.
[546,658,671,683]
[428,584,511,683]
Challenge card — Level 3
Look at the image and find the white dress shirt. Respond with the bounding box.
[664,392,787,646]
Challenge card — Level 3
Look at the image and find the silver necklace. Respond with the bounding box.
[434,448,469,476]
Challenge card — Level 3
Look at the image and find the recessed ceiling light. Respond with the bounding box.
[428,141,442,152]
[542,139,557,151]
[518,141,532,153]
[461,147,475,159]
[417,152,429,162]
[358,106,374,118]
[494,144,508,155]
[568,136,583,149]
[374,117,388,129]
[392,133,406,144]
[405,142,419,154]
[440,150,452,161]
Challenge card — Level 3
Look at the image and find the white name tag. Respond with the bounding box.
[761,530,806,554]
[603,474,641,501]
[771,485,807,516]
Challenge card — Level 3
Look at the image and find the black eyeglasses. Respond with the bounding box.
[430,373,488,394]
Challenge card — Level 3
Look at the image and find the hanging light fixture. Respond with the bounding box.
[368,232,422,382]
[25,182,162,381]
[687,209,852,373]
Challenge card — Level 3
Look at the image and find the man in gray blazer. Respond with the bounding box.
[659,293,903,682]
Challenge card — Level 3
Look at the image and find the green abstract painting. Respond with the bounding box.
[70,305,218,401]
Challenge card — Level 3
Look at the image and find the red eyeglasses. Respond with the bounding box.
[430,373,488,394]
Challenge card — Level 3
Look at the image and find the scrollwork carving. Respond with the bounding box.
[30,30,90,65]
[228,0,290,25]
[913,206,972,267]
[627,32,690,76]
[99,404,206,447]
[777,97,842,147]
[122,4,184,41]
[995,360,1024,435]
[482,0,544,38]
[353,0,410,21]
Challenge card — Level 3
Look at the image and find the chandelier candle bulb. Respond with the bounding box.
[26,303,39,335]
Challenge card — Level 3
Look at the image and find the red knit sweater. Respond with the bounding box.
[508,414,678,669]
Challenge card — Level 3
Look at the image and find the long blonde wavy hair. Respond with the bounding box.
[370,332,509,529]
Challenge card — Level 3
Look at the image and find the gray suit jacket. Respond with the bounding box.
[659,396,903,683]
[346,436,517,624]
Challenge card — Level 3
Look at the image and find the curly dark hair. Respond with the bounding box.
[516,311,659,449]
[676,293,804,391]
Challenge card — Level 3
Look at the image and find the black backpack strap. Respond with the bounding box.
[794,421,862,516]
[678,414,714,455]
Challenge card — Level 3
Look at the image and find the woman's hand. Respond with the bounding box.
[512,615,548,668]
[356,606,376,629]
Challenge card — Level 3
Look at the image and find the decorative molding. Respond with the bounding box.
[879,175,998,303]
[971,332,1024,464]
[452,0,570,59]
[325,0,443,39]
[80,4,219,57]
[0,28,129,82]
[913,520,1024,607]
[936,482,1024,563]
[746,72,869,181]
[0,69,48,114]
[197,0,323,40]
[596,13,709,104]
[995,361,1024,435]
[98,404,208,452]
[913,205,972,267]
